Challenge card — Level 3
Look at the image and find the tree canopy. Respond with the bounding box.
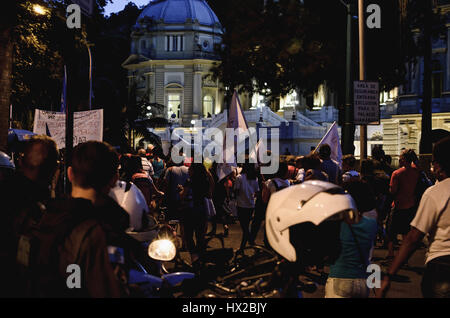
[207,0,428,107]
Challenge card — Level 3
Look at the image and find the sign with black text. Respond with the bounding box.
[354,81,380,125]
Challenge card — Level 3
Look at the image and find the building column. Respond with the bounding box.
[446,27,450,91]
[193,68,202,117]
[145,71,156,104]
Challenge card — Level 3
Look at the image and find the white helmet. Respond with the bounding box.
[265,180,358,262]
[0,151,15,170]
[109,180,149,232]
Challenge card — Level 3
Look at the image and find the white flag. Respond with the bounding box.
[217,90,248,181]
[315,122,342,166]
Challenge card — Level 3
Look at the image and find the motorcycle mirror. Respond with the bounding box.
[148,239,176,261]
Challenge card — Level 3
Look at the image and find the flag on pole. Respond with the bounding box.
[223,90,248,163]
[315,122,343,166]
[249,138,264,165]
[60,65,67,113]
[217,90,248,181]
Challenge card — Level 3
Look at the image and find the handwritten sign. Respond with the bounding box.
[33,109,103,149]
[354,81,380,125]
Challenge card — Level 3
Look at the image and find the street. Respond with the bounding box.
[186,222,427,298]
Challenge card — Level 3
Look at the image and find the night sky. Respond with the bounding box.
[104,0,151,16]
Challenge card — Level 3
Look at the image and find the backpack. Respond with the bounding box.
[16,202,99,297]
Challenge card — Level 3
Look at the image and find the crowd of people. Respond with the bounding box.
[0,134,449,298]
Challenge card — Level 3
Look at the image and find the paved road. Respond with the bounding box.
[181,222,427,298]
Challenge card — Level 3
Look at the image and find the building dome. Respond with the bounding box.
[136,0,221,28]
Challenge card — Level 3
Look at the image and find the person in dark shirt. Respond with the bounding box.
[0,136,59,297]
[318,144,341,185]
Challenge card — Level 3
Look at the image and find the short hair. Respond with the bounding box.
[433,136,450,176]
[21,135,58,179]
[304,153,322,170]
[137,148,146,157]
[342,154,356,169]
[400,149,417,164]
[71,141,119,191]
[318,144,331,159]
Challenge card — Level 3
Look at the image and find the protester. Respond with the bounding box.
[304,153,329,182]
[262,162,290,204]
[234,163,260,251]
[0,136,59,297]
[150,151,165,184]
[293,156,306,184]
[249,165,268,246]
[162,158,190,220]
[208,162,231,237]
[318,144,342,185]
[16,141,139,297]
[120,155,163,207]
[377,137,450,298]
[138,148,154,178]
[385,149,420,259]
[342,154,360,184]
[178,163,214,264]
[287,158,297,181]
[325,180,378,298]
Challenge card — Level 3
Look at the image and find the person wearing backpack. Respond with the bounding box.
[1,136,59,297]
[16,141,139,297]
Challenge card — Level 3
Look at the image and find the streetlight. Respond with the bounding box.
[33,4,48,16]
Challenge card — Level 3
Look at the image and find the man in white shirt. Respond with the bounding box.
[377,137,450,298]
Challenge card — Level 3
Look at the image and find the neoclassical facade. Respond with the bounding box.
[122,0,224,126]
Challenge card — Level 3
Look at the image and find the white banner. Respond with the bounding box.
[33,109,103,149]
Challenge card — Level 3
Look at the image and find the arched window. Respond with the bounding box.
[203,95,214,117]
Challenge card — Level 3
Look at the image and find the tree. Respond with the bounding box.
[208,0,415,110]
[0,1,19,151]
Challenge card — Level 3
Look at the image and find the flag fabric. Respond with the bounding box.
[249,138,264,165]
[315,122,342,166]
[223,90,248,164]
[60,65,67,113]
[217,90,248,181]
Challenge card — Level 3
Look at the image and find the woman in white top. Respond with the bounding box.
[234,163,260,251]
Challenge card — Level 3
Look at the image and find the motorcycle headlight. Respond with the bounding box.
[148,239,176,261]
